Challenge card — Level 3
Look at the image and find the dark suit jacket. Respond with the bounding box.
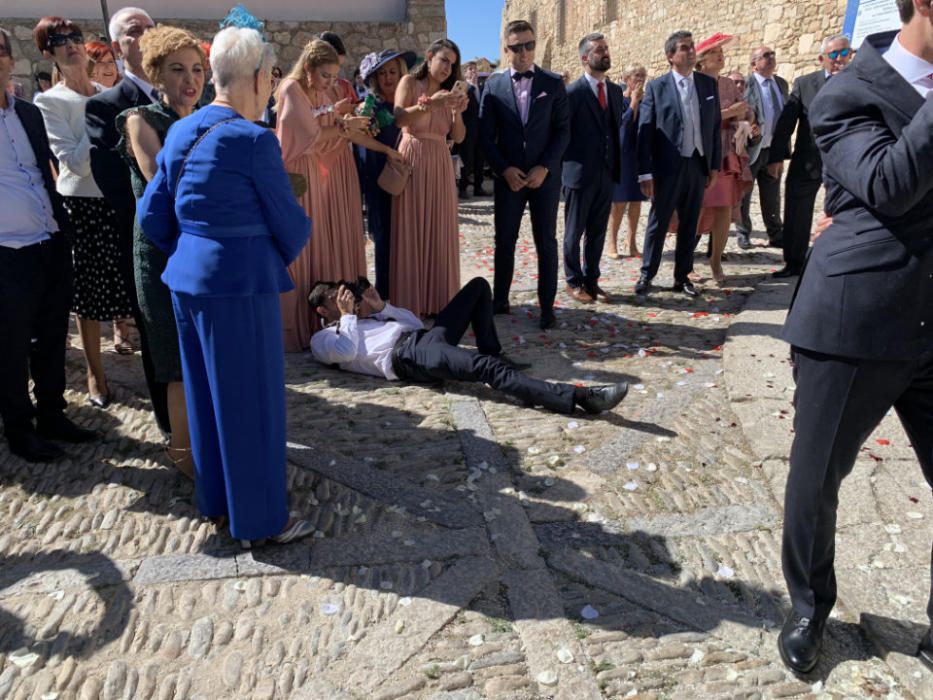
[463,84,480,133]
[744,72,788,165]
[479,67,570,177]
[782,31,933,361]
[85,77,152,219]
[561,75,624,189]
[12,96,72,240]
[768,69,827,179]
[637,71,722,178]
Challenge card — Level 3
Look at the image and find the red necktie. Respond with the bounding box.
[598,81,607,110]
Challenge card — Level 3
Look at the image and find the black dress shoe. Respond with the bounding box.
[573,383,629,414]
[494,352,532,371]
[778,612,825,675]
[918,627,933,671]
[672,280,699,297]
[634,274,652,295]
[772,266,801,279]
[458,188,471,200]
[36,415,96,443]
[768,238,784,248]
[493,302,511,315]
[539,310,556,330]
[7,431,65,463]
[736,232,751,249]
[474,186,490,197]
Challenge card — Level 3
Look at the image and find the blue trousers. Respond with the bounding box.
[562,167,613,289]
[171,292,288,540]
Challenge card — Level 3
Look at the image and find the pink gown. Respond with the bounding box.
[389,80,460,318]
[276,78,366,351]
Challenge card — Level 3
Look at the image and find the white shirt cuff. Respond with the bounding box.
[638,174,653,182]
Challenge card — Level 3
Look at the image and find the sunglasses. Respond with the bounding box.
[506,40,536,54]
[826,47,851,60]
[47,32,84,49]
[755,51,776,61]
[0,44,10,58]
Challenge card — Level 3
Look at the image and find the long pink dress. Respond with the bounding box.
[277,78,366,351]
[389,80,460,318]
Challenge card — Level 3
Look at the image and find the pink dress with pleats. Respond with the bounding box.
[276,78,366,351]
[389,80,460,318]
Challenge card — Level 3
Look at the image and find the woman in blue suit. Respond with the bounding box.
[139,26,313,546]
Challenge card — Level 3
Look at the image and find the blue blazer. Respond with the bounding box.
[479,67,570,176]
[561,75,624,189]
[783,31,933,361]
[636,71,722,178]
[139,105,311,297]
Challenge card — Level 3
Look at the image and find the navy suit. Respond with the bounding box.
[637,70,721,284]
[561,75,623,290]
[480,67,570,315]
[780,32,933,625]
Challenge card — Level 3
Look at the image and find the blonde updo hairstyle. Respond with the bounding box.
[140,25,207,91]
[284,39,339,86]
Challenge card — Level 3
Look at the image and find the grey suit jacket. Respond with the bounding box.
[743,73,788,165]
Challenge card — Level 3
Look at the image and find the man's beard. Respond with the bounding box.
[590,56,611,72]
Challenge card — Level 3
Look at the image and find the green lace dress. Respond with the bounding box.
[116,102,183,383]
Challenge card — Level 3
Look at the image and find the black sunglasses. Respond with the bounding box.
[755,51,776,61]
[47,32,84,49]
[826,47,851,60]
[507,40,536,54]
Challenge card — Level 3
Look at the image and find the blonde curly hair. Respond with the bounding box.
[141,25,207,88]
[283,39,339,84]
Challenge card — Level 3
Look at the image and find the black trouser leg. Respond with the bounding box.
[492,180,529,306]
[433,277,501,355]
[31,237,72,422]
[528,177,561,313]
[471,137,486,191]
[782,176,821,270]
[672,156,706,283]
[459,132,475,191]
[582,169,612,288]
[739,149,782,240]
[562,185,589,288]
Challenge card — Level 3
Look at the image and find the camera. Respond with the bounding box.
[336,276,372,304]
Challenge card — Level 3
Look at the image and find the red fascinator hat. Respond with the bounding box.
[696,33,736,56]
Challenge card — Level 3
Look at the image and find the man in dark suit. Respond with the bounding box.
[736,45,788,249]
[480,19,570,329]
[768,34,852,278]
[778,3,933,675]
[0,27,94,462]
[457,61,487,199]
[561,32,623,303]
[635,31,721,297]
[85,7,171,434]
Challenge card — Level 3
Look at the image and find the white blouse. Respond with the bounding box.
[34,82,103,198]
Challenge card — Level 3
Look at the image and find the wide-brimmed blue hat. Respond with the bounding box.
[360,49,416,84]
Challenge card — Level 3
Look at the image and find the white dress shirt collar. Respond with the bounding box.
[883,32,933,97]
[670,69,694,86]
[124,70,157,100]
[582,71,606,98]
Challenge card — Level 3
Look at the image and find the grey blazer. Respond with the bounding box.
[743,72,788,165]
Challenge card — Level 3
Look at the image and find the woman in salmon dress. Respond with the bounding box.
[276,39,403,350]
[390,39,468,318]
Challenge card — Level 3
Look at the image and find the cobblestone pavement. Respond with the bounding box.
[1,194,930,700]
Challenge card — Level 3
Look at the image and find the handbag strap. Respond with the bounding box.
[174,116,239,194]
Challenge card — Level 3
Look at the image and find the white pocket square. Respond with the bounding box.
[535,91,548,99]
[705,95,715,101]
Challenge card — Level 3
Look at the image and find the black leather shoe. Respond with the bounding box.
[736,232,751,249]
[768,238,784,248]
[918,627,933,671]
[539,310,556,330]
[672,280,699,297]
[574,382,629,414]
[458,188,471,200]
[634,274,652,295]
[778,612,825,675]
[36,415,96,443]
[474,186,490,197]
[495,352,532,371]
[772,266,801,279]
[493,302,511,315]
[7,431,65,463]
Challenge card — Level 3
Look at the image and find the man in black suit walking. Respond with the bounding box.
[777,1,933,675]
[736,45,788,249]
[635,31,721,297]
[480,19,570,329]
[85,7,170,434]
[768,34,852,278]
[0,27,94,462]
[561,32,623,304]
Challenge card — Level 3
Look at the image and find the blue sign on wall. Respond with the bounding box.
[843,0,901,47]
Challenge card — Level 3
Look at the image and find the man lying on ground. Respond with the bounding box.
[309,276,628,414]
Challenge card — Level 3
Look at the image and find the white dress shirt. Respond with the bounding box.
[883,33,933,98]
[124,70,158,101]
[33,82,103,197]
[582,71,606,101]
[753,72,784,148]
[310,303,424,380]
[0,92,59,248]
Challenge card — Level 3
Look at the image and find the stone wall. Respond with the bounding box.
[500,0,847,85]
[2,0,445,99]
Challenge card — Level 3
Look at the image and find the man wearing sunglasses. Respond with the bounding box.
[767,34,852,278]
[479,20,570,330]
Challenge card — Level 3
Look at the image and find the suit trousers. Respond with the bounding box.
[171,291,289,541]
[364,181,392,300]
[782,175,822,270]
[783,347,933,623]
[563,167,613,289]
[493,175,560,313]
[738,148,783,241]
[458,128,486,191]
[393,278,576,413]
[640,154,706,283]
[0,236,72,436]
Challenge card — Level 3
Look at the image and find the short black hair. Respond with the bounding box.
[895,0,913,22]
[308,281,337,308]
[319,31,346,56]
[665,31,693,58]
[0,27,12,55]
[504,20,534,39]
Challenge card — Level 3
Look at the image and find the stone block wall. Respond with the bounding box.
[2,0,445,99]
[500,0,847,84]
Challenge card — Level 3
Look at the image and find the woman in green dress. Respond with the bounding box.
[117,26,205,479]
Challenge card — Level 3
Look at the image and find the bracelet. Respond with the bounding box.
[417,95,431,112]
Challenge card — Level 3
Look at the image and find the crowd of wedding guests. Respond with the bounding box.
[1,6,852,544]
